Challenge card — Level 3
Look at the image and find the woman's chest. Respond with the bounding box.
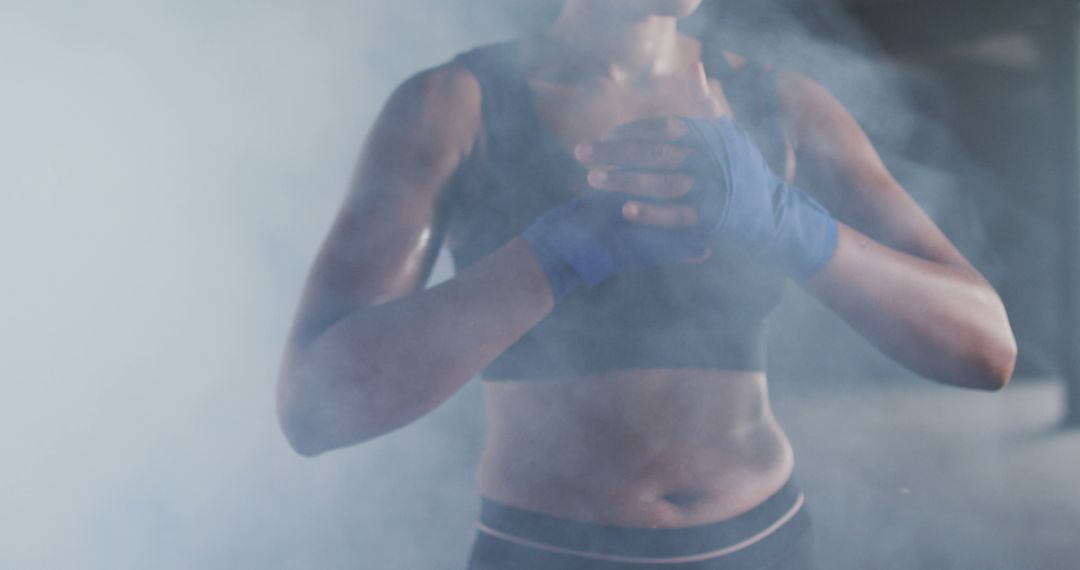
[527,72,734,158]
[446,66,794,259]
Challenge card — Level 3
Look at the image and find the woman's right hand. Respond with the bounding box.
[522,187,709,303]
[521,62,731,303]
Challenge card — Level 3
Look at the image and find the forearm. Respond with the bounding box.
[801,223,1017,390]
[278,237,554,455]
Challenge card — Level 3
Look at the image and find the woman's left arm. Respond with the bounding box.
[777,72,1017,391]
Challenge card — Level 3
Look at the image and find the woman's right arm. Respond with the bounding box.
[276,62,556,456]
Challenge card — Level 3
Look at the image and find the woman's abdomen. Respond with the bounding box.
[478,369,795,528]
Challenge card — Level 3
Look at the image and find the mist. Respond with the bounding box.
[2,1,1077,569]
[1,1,512,567]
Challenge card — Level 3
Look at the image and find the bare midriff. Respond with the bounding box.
[477,369,794,529]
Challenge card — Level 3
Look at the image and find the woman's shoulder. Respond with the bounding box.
[386,53,487,128]
[450,38,532,74]
[369,58,484,177]
[389,38,533,104]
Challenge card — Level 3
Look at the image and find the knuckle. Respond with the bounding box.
[661,173,679,195]
[665,118,687,138]
[679,175,695,194]
[663,118,680,135]
[676,146,693,165]
[594,174,611,189]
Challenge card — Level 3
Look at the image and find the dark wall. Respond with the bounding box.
[848,0,1074,382]
[702,0,1074,386]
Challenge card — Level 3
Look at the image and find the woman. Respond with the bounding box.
[276,1,1018,568]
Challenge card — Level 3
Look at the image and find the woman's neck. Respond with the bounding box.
[545,5,686,81]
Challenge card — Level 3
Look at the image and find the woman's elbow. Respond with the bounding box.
[277,390,334,457]
[276,364,357,457]
[282,428,329,458]
[987,335,1018,391]
[276,367,391,456]
[963,332,1018,392]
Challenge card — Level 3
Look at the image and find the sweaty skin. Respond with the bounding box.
[276,0,1017,528]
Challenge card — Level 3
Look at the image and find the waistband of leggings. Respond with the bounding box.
[477,478,806,562]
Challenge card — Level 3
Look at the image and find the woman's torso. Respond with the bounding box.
[446,35,798,528]
[479,369,794,528]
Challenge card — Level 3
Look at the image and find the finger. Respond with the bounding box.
[610,117,690,142]
[622,201,699,228]
[576,139,693,170]
[588,168,695,198]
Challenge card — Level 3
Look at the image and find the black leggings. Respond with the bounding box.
[466,479,817,570]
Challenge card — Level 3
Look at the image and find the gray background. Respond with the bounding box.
[2,1,1076,568]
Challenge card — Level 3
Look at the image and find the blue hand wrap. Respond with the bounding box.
[523,191,708,303]
[683,116,838,281]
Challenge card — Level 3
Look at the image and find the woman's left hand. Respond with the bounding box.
[578,112,839,281]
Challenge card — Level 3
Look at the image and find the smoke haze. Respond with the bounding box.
[2,1,1076,569]
[1,1,514,567]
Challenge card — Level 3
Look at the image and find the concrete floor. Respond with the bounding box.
[773,380,1080,570]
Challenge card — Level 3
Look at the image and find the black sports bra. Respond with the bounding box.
[448,40,789,380]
